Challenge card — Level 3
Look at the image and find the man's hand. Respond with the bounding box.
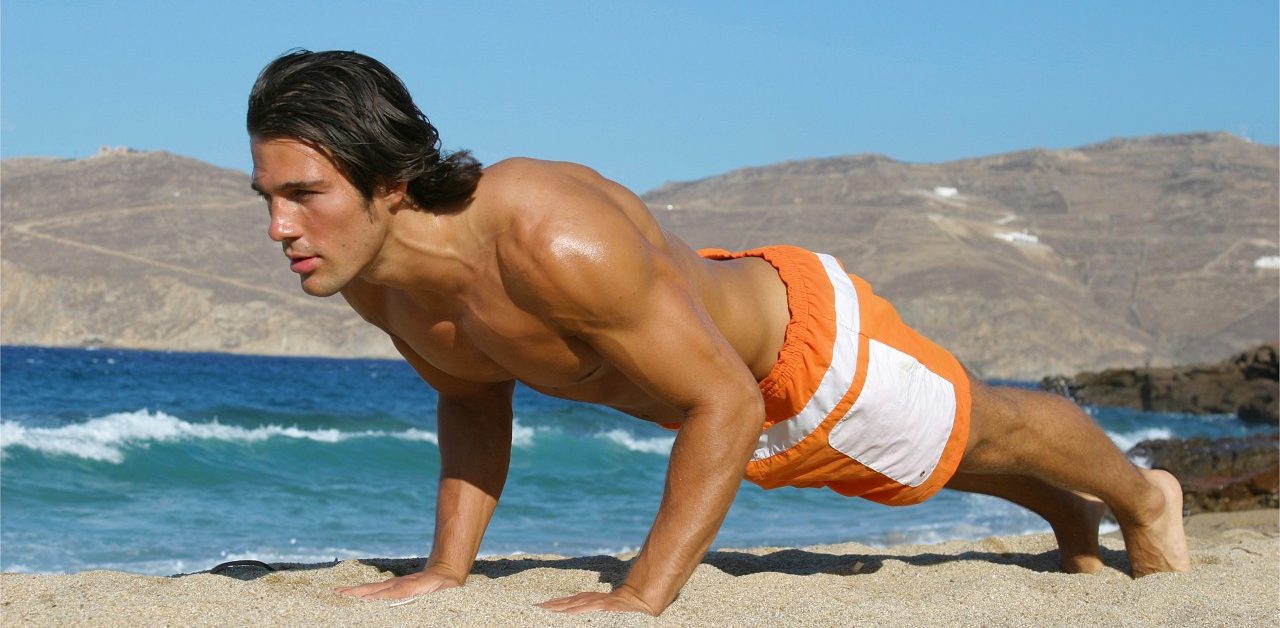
[335,564,464,600]
[536,585,659,615]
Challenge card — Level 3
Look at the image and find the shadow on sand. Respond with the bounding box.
[190,543,1129,586]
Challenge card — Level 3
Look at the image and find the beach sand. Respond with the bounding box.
[4,509,1276,626]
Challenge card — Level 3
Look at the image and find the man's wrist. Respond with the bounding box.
[612,582,664,616]
[423,559,468,583]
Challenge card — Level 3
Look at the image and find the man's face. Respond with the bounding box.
[251,138,390,297]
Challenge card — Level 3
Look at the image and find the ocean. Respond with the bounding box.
[2,345,1273,576]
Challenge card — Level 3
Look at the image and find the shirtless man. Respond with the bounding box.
[246,50,1189,616]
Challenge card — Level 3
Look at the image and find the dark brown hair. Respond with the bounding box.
[247,50,481,209]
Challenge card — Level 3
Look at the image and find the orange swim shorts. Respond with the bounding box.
[701,245,971,506]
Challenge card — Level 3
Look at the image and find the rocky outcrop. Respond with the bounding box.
[1042,343,1279,424]
[1129,433,1279,514]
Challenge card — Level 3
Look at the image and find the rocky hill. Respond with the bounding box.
[1,150,394,359]
[2,133,1277,378]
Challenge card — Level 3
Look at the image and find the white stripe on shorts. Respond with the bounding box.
[752,253,861,461]
[827,339,956,487]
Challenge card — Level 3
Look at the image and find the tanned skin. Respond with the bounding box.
[250,138,1189,616]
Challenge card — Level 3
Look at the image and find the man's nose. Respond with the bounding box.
[267,204,299,242]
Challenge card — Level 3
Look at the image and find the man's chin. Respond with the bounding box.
[299,276,344,298]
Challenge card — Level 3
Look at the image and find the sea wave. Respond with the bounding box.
[1106,426,1174,453]
[4,406,1177,468]
[595,429,674,455]
[512,420,536,448]
[0,410,440,464]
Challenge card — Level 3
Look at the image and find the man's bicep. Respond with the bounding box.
[575,266,758,415]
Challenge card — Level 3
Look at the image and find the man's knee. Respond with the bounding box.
[960,381,1036,473]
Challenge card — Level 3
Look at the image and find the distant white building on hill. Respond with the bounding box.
[994,230,1040,246]
[93,145,140,157]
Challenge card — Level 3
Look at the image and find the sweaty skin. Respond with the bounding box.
[251,138,789,614]
[250,138,1189,615]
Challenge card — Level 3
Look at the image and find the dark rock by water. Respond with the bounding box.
[1041,343,1279,424]
[1128,433,1279,514]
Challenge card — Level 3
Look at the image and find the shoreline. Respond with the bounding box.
[4,509,1276,626]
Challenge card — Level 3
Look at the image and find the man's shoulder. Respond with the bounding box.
[480,158,620,247]
[480,158,609,210]
[480,161,653,316]
[483,157,603,184]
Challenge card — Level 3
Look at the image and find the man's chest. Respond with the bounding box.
[343,284,670,418]
[374,289,605,389]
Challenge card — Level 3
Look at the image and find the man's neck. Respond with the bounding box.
[359,204,487,297]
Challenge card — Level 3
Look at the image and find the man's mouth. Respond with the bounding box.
[289,256,319,274]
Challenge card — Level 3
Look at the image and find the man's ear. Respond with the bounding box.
[379,181,410,212]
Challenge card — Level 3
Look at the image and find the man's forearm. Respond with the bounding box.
[428,395,514,579]
[426,476,504,578]
[621,392,764,611]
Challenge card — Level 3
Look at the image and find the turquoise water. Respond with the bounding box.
[2,345,1272,575]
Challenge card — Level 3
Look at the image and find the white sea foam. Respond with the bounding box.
[862,519,1053,548]
[398,429,440,444]
[596,429,675,455]
[477,549,530,559]
[1108,426,1177,468]
[0,410,442,463]
[1129,454,1153,469]
[1,564,44,574]
[1106,427,1174,453]
[871,515,1122,548]
[511,420,536,448]
[33,547,380,576]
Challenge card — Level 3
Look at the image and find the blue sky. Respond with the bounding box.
[2,1,1276,193]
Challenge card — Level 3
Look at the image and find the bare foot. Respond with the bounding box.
[1119,469,1190,576]
[1050,491,1106,574]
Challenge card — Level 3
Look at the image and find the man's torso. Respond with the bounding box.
[340,158,790,425]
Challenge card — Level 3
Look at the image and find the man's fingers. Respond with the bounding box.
[536,592,600,611]
[335,578,415,599]
[537,591,641,614]
[559,601,610,614]
[358,584,422,600]
[535,596,580,610]
[336,574,460,600]
[334,581,395,597]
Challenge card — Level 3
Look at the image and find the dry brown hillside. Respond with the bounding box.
[2,133,1276,378]
[1,150,393,358]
